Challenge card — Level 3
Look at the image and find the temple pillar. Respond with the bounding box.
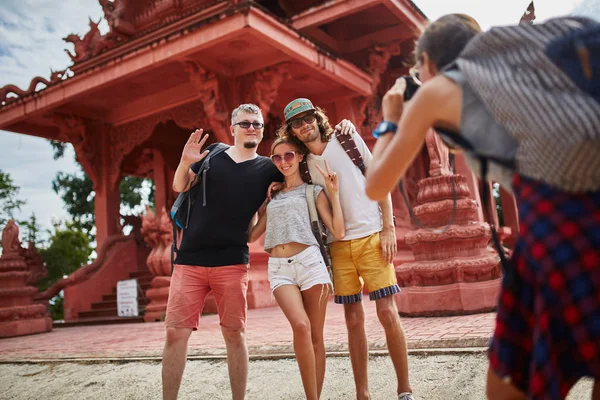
[95,183,120,248]
[395,130,501,316]
[95,129,121,248]
[152,149,168,215]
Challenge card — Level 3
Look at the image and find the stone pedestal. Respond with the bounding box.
[0,220,52,337]
[397,174,502,316]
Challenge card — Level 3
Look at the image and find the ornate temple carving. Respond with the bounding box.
[182,60,229,141]
[51,114,99,185]
[168,101,206,131]
[246,62,291,122]
[0,69,66,107]
[130,148,155,178]
[109,100,207,188]
[353,43,401,134]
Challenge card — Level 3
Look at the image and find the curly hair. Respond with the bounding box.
[275,107,334,152]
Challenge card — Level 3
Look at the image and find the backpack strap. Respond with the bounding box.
[306,184,321,238]
[170,142,229,274]
[305,185,333,280]
[299,158,312,184]
[335,131,366,175]
[200,143,229,207]
[478,157,513,288]
[300,132,366,184]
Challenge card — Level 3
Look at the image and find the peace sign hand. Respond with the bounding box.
[315,160,339,195]
[181,129,210,166]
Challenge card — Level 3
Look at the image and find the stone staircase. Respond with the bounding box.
[56,270,153,327]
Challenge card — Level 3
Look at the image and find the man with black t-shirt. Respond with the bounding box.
[162,104,281,400]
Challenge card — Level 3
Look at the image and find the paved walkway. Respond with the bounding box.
[0,301,495,362]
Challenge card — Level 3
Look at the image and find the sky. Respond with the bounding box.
[0,0,598,236]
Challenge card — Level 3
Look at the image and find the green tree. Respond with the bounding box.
[51,166,155,242]
[21,212,44,248]
[38,222,93,320]
[38,222,92,290]
[52,168,94,238]
[0,170,26,228]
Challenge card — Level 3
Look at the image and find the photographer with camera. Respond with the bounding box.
[366,13,600,400]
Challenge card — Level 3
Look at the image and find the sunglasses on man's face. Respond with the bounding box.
[288,113,316,129]
[270,151,297,165]
[233,121,264,130]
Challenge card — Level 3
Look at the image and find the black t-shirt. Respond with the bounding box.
[175,147,282,266]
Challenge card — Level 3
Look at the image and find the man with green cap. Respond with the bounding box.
[277,98,413,400]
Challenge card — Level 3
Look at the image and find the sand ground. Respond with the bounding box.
[0,352,594,400]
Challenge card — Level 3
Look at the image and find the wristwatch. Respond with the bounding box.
[372,121,398,139]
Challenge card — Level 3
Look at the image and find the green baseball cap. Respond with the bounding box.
[284,98,315,122]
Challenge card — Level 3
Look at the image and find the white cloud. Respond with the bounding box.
[415,0,586,29]
[0,0,102,235]
[0,130,78,235]
[0,0,597,237]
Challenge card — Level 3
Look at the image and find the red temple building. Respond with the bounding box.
[0,0,518,333]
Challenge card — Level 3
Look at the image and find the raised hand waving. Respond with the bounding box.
[181,129,210,166]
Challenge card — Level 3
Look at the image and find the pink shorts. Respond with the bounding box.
[165,264,249,331]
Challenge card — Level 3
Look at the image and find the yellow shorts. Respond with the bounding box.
[329,232,400,304]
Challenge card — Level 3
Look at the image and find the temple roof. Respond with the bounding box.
[0,0,426,143]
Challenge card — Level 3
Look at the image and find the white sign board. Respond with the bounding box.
[117,279,139,317]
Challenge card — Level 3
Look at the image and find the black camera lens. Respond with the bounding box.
[401,75,421,101]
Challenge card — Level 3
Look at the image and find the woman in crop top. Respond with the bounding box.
[365,13,600,400]
[248,137,345,400]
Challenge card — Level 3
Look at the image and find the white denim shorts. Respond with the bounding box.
[268,246,332,292]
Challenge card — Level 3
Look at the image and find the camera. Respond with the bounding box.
[401,74,422,101]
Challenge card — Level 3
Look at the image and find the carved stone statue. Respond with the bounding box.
[183,60,228,140]
[51,114,98,185]
[1,220,21,258]
[248,63,290,121]
[63,18,114,63]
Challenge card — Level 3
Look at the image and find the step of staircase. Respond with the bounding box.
[75,270,154,325]
[54,316,145,328]
[111,284,151,294]
[79,306,147,319]
[91,298,149,310]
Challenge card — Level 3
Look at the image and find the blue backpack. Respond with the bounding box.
[170,143,229,270]
[545,21,600,104]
